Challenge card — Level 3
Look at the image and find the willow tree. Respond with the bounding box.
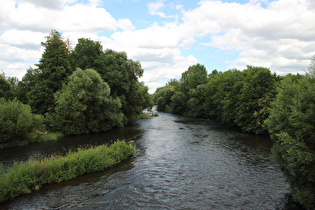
[46,68,123,135]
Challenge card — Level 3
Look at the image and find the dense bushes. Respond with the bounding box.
[0,140,135,203]
[0,98,43,147]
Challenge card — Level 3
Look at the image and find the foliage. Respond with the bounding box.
[28,30,73,115]
[234,66,278,134]
[156,65,278,134]
[70,39,153,125]
[0,140,135,204]
[46,68,123,135]
[15,67,41,104]
[0,72,11,99]
[180,63,208,93]
[265,75,315,210]
[0,98,44,146]
[98,49,153,125]
[71,38,103,70]
[153,85,175,112]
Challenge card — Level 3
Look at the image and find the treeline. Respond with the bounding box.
[0,30,153,147]
[153,62,315,209]
[153,64,279,134]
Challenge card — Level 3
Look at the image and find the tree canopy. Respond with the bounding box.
[46,68,123,135]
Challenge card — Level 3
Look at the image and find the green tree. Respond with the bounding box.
[97,49,151,125]
[204,69,244,122]
[234,66,278,134]
[14,67,41,104]
[170,91,187,114]
[28,30,73,115]
[46,68,123,135]
[71,38,103,70]
[180,63,208,93]
[154,85,175,112]
[265,75,315,209]
[0,98,43,146]
[0,72,11,99]
[71,39,152,125]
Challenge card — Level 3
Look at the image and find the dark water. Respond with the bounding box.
[1,109,297,209]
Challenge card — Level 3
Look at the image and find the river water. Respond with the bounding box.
[1,108,298,209]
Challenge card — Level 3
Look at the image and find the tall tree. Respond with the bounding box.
[28,30,73,115]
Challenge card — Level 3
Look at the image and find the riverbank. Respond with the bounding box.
[0,140,135,204]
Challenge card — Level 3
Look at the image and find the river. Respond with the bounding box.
[0,108,300,209]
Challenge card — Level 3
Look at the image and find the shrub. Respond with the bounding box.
[0,98,44,146]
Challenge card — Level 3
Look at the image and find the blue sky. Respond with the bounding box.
[0,0,315,93]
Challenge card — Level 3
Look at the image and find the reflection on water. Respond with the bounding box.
[0,108,298,209]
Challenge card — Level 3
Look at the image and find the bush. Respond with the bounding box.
[0,140,135,203]
[0,98,44,146]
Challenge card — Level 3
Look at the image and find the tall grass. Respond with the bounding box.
[0,140,135,203]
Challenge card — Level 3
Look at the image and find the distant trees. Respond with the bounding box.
[154,65,278,134]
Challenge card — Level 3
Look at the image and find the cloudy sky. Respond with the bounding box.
[1,0,315,93]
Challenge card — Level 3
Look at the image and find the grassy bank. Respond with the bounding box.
[0,132,64,149]
[0,140,135,203]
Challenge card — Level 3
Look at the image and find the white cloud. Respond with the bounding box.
[0,29,46,49]
[148,0,174,18]
[1,0,315,94]
[17,0,64,10]
[117,19,135,31]
[195,0,315,73]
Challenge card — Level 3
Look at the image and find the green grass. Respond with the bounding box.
[35,132,64,143]
[0,140,135,203]
[138,113,150,119]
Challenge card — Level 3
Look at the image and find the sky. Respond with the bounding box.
[0,0,315,93]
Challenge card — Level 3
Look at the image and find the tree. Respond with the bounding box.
[0,98,43,146]
[234,66,278,134]
[71,38,103,70]
[97,49,151,125]
[0,72,11,99]
[154,85,175,112]
[46,68,123,135]
[71,39,152,125]
[180,63,208,93]
[28,30,73,115]
[265,75,315,209]
[14,67,40,104]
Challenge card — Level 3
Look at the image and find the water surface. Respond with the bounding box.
[1,109,296,209]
